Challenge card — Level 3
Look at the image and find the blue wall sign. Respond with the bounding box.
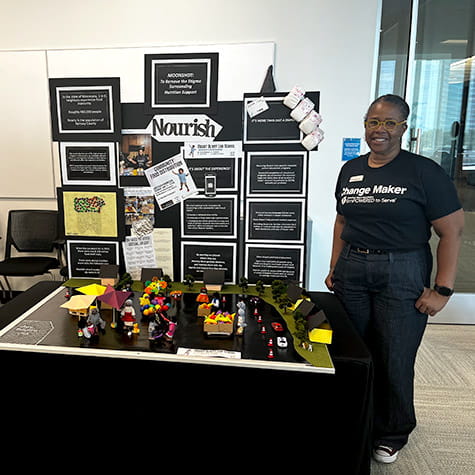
[342,137,361,161]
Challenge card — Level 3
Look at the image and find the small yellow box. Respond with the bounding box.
[309,322,333,344]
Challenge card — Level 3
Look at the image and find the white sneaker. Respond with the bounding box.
[373,445,399,463]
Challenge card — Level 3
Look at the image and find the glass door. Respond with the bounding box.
[406,0,475,293]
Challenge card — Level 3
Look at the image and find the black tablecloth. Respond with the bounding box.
[0,282,372,474]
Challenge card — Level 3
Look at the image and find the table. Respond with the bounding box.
[0,281,372,474]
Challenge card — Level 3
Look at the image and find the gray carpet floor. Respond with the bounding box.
[371,323,475,474]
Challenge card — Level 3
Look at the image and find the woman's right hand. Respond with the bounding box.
[325,268,335,291]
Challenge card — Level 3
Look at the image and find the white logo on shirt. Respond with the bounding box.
[341,184,408,197]
[341,184,408,205]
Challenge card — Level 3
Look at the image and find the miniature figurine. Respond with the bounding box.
[161,301,178,341]
[196,287,209,303]
[88,305,106,335]
[211,292,220,310]
[77,313,91,338]
[301,341,313,352]
[165,321,176,340]
[236,298,247,335]
[121,299,136,336]
[148,310,170,341]
[148,317,163,340]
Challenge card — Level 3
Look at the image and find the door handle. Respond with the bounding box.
[410,128,421,154]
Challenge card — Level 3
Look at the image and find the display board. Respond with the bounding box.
[44,43,322,288]
[242,91,320,285]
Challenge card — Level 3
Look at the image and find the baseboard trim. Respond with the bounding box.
[430,292,475,324]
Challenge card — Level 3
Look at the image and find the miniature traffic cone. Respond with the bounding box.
[260,325,267,334]
[267,348,274,359]
[267,338,273,347]
[257,314,263,323]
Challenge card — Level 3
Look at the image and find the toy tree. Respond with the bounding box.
[271,279,286,302]
[183,274,195,290]
[162,274,172,290]
[255,280,265,296]
[239,276,249,293]
[116,272,133,290]
[278,295,293,314]
[293,310,307,344]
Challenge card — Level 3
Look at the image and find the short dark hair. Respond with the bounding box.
[367,94,410,120]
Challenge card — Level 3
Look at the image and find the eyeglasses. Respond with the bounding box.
[364,119,407,130]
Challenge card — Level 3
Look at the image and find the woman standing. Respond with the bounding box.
[326,94,464,464]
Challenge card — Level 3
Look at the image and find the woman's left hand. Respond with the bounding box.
[415,287,450,316]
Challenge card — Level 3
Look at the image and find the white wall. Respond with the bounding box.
[0,0,380,291]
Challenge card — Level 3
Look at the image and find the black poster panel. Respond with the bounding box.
[144,53,218,114]
[67,240,119,279]
[181,196,237,239]
[245,244,304,285]
[247,151,307,196]
[185,157,237,191]
[246,199,305,243]
[60,142,117,186]
[181,241,236,283]
[49,77,121,142]
[243,91,320,151]
[121,102,151,130]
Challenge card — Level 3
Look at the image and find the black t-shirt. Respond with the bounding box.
[335,150,462,250]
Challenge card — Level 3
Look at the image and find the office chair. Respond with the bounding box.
[0,210,62,299]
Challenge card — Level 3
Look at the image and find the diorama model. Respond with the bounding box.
[58,271,330,368]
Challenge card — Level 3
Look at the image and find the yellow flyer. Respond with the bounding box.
[63,191,118,237]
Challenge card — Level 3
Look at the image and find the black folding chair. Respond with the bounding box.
[0,210,62,299]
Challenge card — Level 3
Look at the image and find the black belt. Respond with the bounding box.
[350,246,388,255]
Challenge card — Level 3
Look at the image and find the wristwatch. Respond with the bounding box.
[433,284,454,297]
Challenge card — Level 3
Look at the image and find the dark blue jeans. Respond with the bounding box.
[333,244,432,450]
